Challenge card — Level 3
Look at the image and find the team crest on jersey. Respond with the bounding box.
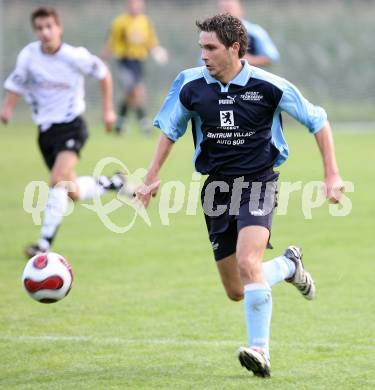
[220,110,234,127]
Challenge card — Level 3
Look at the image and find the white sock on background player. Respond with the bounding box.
[39,178,106,249]
[39,186,69,248]
[76,176,106,200]
[37,175,127,250]
[76,175,127,200]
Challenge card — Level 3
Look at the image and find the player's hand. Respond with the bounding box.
[0,109,11,125]
[323,173,344,203]
[136,174,160,208]
[103,109,116,133]
[151,46,169,65]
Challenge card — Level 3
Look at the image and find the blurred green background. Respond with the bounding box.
[1,0,375,123]
[0,1,374,388]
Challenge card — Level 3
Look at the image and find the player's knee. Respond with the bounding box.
[237,253,257,270]
[237,253,263,280]
[51,170,75,186]
[68,191,79,202]
[50,174,79,201]
[51,172,69,186]
[226,289,243,301]
[51,174,61,186]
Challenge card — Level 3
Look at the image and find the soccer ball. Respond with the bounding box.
[22,252,73,303]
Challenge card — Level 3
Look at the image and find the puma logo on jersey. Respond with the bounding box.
[219,95,236,105]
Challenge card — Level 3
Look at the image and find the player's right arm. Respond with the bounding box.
[1,46,30,125]
[137,134,174,208]
[101,17,120,61]
[137,71,193,207]
[101,29,114,61]
[1,92,20,125]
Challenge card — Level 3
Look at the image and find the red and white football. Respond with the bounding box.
[22,252,73,303]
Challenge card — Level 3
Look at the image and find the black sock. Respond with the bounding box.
[40,234,54,248]
[118,103,128,118]
[136,107,146,120]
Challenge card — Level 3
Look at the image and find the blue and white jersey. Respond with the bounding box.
[242,19,280,63]
[154,60,327,176]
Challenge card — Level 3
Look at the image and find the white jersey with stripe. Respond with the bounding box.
[4,41,108,131]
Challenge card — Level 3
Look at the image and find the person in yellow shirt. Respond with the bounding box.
[103,0,168,135]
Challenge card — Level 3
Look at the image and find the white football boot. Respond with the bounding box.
[238,347,271,378]
[284,246,316,300]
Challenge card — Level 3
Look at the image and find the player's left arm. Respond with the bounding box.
[147,19,169,65]
[278,80,344,203]
[75,47,116,132]
[314,122,344,203]
[150,46,169,65]
[99,69,116,133]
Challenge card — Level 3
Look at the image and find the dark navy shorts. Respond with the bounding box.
[117,59,144,93]
[38,116,88,170]
[201,168,279,261]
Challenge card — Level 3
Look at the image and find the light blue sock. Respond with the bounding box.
[243,283,272,356]
[262,256,296,287]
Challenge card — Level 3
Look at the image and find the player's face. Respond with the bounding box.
[199,31,237,82]
[33,16,63,53]
[218,0,243,18]
[127,0,144,15]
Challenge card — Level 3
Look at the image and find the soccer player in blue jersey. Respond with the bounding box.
[219,0,279,66]
[137,14,344,378]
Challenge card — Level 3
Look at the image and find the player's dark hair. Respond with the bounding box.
[31,6,60,27]
[196,14,248,58]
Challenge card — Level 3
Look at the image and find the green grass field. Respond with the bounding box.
[0,122,374,389]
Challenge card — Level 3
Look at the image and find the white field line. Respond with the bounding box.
[0,335,374,350]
